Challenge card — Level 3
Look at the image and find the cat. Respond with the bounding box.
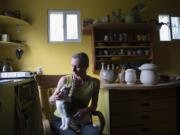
[55,85,72,130]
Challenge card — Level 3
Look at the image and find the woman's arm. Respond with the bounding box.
[49,76,67,104]
[89,78,100,112]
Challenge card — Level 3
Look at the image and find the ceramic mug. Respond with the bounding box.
[1,34,10,42]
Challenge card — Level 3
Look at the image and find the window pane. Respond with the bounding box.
[171,17,180,39]
[66,14,78,39]
[48,10,81,43]
[158,15,171,41]
[49,12,64,42]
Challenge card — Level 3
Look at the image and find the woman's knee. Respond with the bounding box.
[80,125,99,135]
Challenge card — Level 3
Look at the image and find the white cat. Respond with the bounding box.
[56,85,72,130]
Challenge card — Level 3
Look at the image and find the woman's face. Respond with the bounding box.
[71,58,87,77]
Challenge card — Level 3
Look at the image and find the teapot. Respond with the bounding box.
[2,58,13,72]
[139,63,157,85]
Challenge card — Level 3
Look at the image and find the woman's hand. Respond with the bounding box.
[49,76,67,104]
[73,107,90,120]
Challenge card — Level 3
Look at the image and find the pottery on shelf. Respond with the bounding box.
[139,63,158,85]
[125,68,137,85]
[100,64,117,83]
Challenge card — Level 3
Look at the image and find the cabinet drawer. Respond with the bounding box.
[111,122,177,135]
[109,88,176,101]
[110,110,176,127]
[110,98,176,113]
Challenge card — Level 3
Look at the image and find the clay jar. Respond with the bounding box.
[125,69,137,85]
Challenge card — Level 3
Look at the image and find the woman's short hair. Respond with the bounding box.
[72,52,89,68]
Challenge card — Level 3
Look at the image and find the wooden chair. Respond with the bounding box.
[35,74,105,135]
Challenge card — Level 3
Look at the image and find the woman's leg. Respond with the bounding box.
[80,125,99,135]
[50,115,78,135]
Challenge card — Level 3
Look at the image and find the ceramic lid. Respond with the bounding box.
[139,63,157,70]
[125,68,136,72]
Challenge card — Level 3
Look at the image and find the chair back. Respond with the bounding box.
[35,75,64,121]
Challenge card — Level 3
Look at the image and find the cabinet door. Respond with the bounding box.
[15,81,41,135]
[0,85,15,135]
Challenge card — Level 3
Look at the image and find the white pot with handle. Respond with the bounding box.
[125,69,137,85]
[139,63,158,85]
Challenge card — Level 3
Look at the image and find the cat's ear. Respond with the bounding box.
[64,84,71,89]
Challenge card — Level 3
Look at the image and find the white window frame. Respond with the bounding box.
[48,10,81,43]
[158,14,180,42]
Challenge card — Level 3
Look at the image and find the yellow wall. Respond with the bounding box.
[0,0,2,33]
[1,0,180,75]
[1,0,180,134]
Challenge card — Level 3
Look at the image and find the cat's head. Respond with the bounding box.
[60,85,71,96]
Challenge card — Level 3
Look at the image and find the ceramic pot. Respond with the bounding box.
[125,69,137,84]
[102,70,116,83]
[101,64,117,83]
[139,63,157,85]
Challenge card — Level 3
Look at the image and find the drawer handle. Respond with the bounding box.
[141,128,150,132]
[141,115,150,119]
[141,102,150,107]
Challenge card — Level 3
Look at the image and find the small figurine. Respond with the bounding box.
[118,67,125,83]
[110,9,123,23]
[111,11,117,23]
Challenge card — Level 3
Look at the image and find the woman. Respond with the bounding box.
[49,52,100,135]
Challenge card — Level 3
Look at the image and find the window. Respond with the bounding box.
[158,14,180,41]
[48,10,81,42]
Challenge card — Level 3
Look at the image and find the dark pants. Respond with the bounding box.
[50,115,99,135]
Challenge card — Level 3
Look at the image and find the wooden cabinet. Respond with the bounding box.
[0,84,15,135]
[84,23,154,73]
[15,81,37,135]
[0,15,30,47]
[0,79,41,135]
[109,88,177,135]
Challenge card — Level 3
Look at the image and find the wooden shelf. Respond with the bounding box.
[96,54,151,57]
[88,23,153,72]
[83,23,153,35]
[0,15,30,26]
[95,40,150,44]
[0,41,25,47]
[95,45,151,49]
[96,57,152,62]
